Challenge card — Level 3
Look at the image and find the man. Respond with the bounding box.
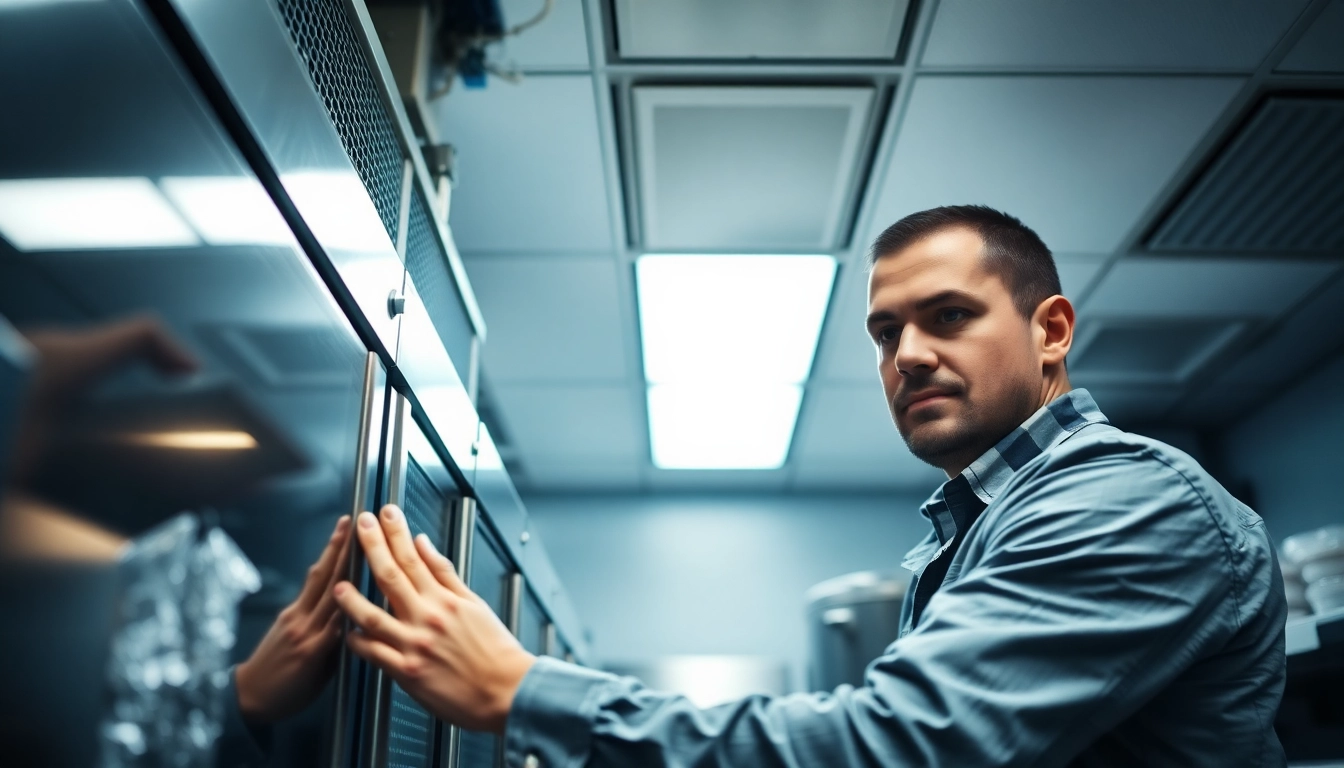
[238,205,1287,766]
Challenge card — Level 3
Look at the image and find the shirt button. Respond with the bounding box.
[523,754,541,768]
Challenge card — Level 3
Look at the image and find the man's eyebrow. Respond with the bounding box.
[866,289,983,329]
[913,289,980,311]
[865,309,898,330]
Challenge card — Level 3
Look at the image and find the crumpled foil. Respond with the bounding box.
[100,513,261,768]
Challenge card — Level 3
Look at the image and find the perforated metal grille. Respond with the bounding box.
[403,457,446,545]
[387,457,445,767]
[405,190,476,378]
[274,0,405,242]
[387,686,434,768]
[457,731,499,768]
[1149,96,1344,253]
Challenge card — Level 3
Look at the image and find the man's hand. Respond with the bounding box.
[333,505,536,733]
[235,515,351,723]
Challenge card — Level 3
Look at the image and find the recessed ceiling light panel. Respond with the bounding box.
[637,254,836,384]
[638,254,835,470]
[648,384,803,470]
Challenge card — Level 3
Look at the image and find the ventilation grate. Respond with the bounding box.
[274,0,405,244]
[404,190,475,378]
[1149,95,1344,253]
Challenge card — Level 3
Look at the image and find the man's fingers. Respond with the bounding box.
[346,631,409,678]
[355,511,422,614]
[309,527,353,623]
[296,515,351,611]
[416,533,471,598]
[378,505,440,595]
[333,581,414,647]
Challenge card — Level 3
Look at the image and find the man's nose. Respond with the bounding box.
[895,326,938,377]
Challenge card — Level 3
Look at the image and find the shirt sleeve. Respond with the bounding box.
[503,442,1241,768]
[215,666,273,767]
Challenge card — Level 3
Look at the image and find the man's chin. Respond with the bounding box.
[900,422,974,468]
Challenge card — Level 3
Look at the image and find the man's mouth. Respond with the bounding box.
[898,389,958,413]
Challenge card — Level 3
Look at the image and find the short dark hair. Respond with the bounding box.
[868,205,1062,318]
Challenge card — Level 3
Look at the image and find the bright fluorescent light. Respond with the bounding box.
[637,254,834,470]
[637,254,836,384]
[0,177,199,250]
[647,384,803,469]
[160,176,294,246]
[280,170,393,253]
[121,430,258,450]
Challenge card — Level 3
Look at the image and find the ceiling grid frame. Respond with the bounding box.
[452,0,1344,492]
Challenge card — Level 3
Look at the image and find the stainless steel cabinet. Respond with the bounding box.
[0,0,588,765]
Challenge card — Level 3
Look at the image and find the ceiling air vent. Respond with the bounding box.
[1070,319,1245,386]
[1147,95,1344,254]
[633,86,874,251]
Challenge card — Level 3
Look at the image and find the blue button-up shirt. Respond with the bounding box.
[504,390,1287,767]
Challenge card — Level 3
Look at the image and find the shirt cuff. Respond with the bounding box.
[218,666,273,765]
[503,656,620,768]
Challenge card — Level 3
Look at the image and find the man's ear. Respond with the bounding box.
[1034,295,1074,367]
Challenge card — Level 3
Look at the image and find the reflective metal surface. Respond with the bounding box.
[164,0,408,357]
[0,2,387,764]
[0,1,589,763]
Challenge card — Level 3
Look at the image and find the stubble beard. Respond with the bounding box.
[897,378,1039,474]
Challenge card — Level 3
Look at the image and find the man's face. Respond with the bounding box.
[866,227,1042,475]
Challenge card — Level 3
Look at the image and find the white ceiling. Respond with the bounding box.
[921,0,1311,71]
[613,0,911,60]
[866,75,1244,254]
[435,75,612,252]
[464,254,629,382]
[430,0,1344,493]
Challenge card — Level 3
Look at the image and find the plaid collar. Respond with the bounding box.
[901,389,1109,572]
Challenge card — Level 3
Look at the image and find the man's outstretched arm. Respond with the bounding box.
[336,448,1246,768]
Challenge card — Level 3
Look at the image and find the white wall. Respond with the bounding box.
[1218,351,1344,543]
[525,492,933,690]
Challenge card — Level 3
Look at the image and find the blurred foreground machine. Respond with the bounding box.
[0,0,583,765]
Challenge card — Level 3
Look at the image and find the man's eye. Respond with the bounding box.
[877,326,900,343]
[937,308,968,324]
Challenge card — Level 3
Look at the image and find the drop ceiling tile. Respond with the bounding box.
[867,76,1244,254]
[494,0,591,70]
[614,0,911,60]
[519,455,643,491]
[1081,258,1339,318]
[464,255,628,382]
[815,272,881,383]
[1070,318,1246,385]
[492,383,644,459]
[1080,384,1183,426]
[1175,270,1344,426]
[791,383,943,489]
[1056,253,1109,301]
[635,86,874,251]
[642,467,790,492]
[436,76,612,252]
[923,0,1309,71]
[1279,0,1344,73]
